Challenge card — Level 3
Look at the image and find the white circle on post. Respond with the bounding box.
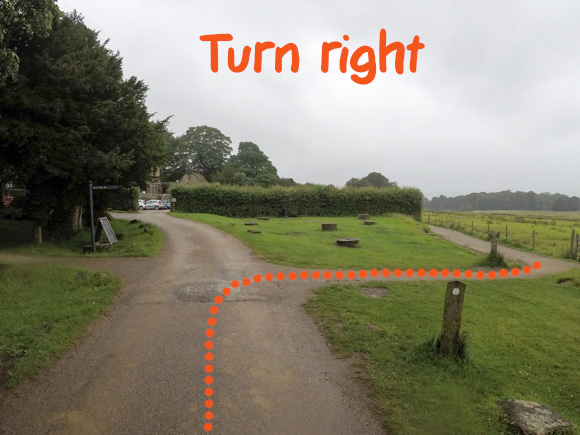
[452,288,460,296]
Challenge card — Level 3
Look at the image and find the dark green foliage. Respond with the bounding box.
[172,184,423,218]
[0,0,59,85]
[425,191,580,212]
[345,172,397,189]
[162,126,231,182]
[109,187,139,211]
[478,250,508,268]
[0,12,168,232]
[228,141,280,187]
[279,177,298,187]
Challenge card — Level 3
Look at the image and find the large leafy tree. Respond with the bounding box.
[163,126,232,182]
[0,0,58,85]
[0,11,168,236]
[228,141,280,187]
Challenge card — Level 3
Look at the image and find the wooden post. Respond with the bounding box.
[34,225,43,244]
[570,229,576,258]
[575,235,579,259]
[532,230,535,250]
[505,225,508,241]
[471,221,473,232]
[440,281,467,358]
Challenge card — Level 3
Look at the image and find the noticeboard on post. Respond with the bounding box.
[98,217,118,244]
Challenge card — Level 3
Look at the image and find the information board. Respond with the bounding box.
[98,217,118,244]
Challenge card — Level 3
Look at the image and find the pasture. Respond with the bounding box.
[424,210,580,260]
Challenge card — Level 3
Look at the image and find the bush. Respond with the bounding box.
[109,187,139,211]
[479,250,508,268]
[170,184,423,219]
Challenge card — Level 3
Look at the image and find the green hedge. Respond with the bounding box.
[109,187,139,211]
[171,184,422,219]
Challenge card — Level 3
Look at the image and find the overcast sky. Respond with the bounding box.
[57,0,580,199]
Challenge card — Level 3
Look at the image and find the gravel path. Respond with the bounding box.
[428,226,580,276]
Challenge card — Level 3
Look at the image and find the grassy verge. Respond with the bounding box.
[0,263,122,390]
[0,217,164,257]
[170,213,498,270]
[424,211,580,260]
[305,270,580,434]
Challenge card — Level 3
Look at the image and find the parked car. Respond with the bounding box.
[144,200,162,210]
[138,199,145,210]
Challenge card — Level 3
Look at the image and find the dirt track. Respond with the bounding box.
[1,214,578,434]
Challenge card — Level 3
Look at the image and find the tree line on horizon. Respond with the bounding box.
[424,191,580,212]
[160,125,399,191]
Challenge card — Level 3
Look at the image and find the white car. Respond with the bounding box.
[144,200,162,210]
[138,199,145,210]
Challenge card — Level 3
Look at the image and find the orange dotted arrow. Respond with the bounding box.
[202,261,542,432]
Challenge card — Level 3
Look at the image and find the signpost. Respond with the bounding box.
[88,182,119,253]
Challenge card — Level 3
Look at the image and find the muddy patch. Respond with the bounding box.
[173,283,224,302]
[360,287,387,298]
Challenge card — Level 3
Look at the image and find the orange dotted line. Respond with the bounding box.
[202,261,542,432]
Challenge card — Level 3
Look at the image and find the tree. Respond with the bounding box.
[345,177,371,188]
[279,177,298,187]
[0,0,58,85]
[175,126,232,182]
[160,133,188,182]
[365,172,396,188]
[346,172,396,188]
[229,141,280,187]
[213,162,236,185]
[0,12,168,237]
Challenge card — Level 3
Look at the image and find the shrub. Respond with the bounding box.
[479,250,508,268]
[109,187,139,211]
[171,184,423,219]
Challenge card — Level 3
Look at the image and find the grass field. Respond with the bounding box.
[0,217,164,257]
[305,269,580,434]
[0,263,121,390]
[423,211,580,261]
[170,213,499,270]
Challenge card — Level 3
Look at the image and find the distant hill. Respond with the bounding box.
[424,190,580,212]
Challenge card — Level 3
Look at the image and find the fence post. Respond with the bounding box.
[532,230,535,250]
[440,281,467,358]
[571,230,576,258]
[506,225,508,241]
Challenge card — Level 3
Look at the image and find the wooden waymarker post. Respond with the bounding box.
[440,281,467,358]
[570,229,576,258]
[491,238,497,255]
